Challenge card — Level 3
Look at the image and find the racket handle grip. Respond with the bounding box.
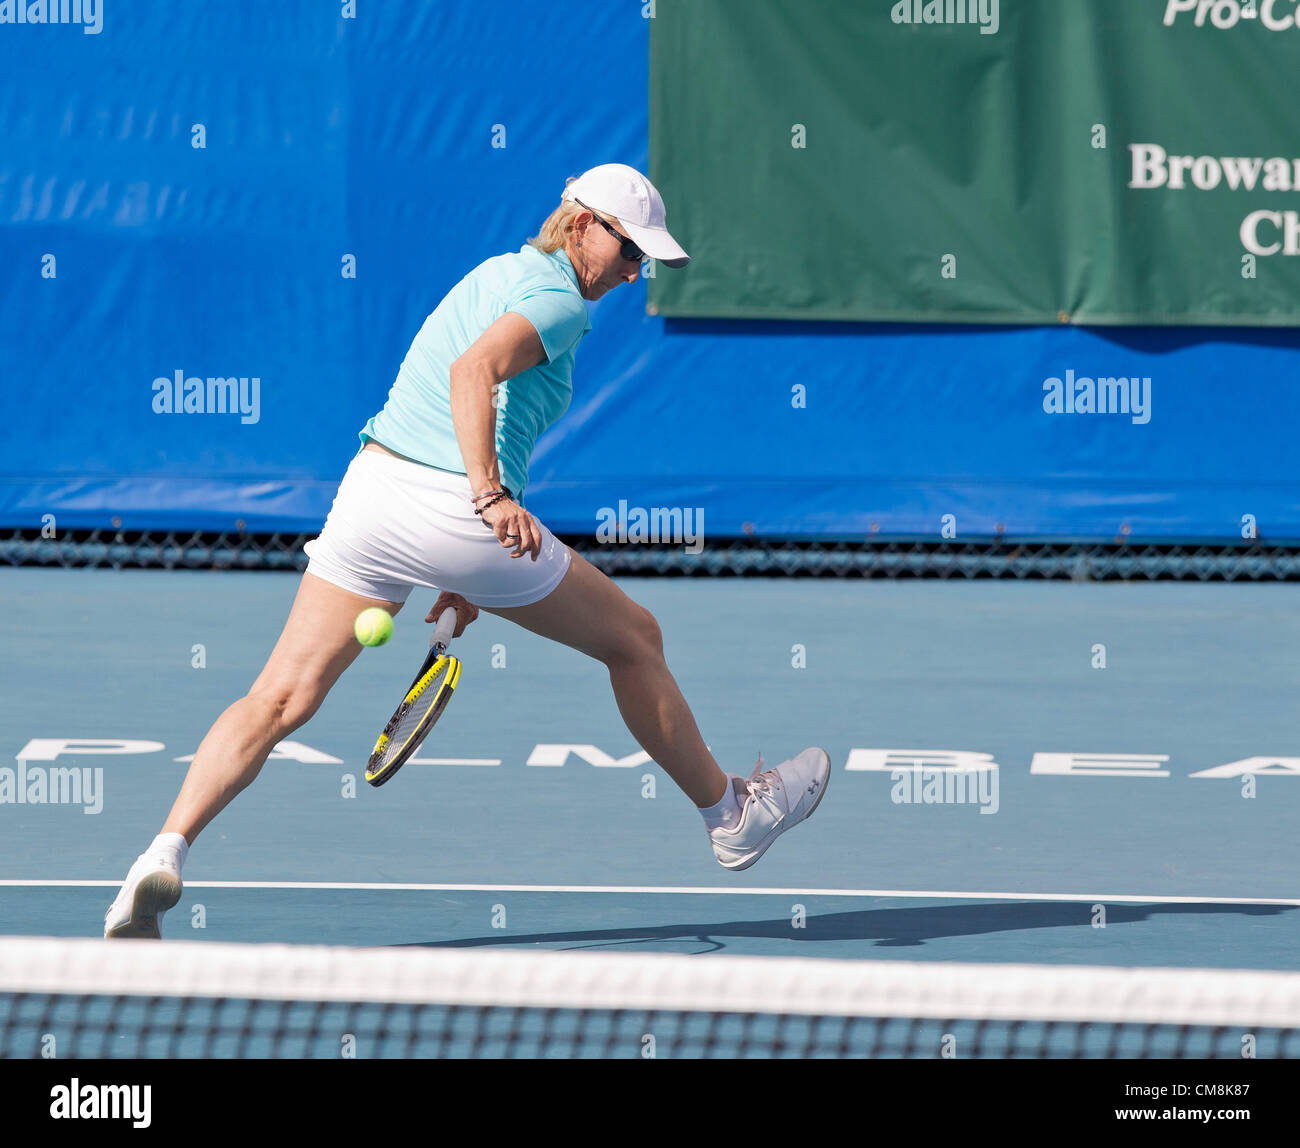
[431,606,458,651]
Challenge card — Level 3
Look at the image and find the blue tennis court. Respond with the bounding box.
[4,568,1296,969]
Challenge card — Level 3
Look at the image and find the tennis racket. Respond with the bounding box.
[365,606,462,787]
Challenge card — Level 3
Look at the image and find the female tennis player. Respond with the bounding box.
[105,163,830,939]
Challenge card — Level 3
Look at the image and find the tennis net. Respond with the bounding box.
[2,937,1298,1059]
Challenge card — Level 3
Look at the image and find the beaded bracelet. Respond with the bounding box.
[474,493,509,516]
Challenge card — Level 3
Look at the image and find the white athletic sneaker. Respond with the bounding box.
[104,850,183,939]
[709,747,831,871]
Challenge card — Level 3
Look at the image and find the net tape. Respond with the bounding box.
[9,939,1299,1023]
[3,939,1298,1024]
[5,528,1300,580]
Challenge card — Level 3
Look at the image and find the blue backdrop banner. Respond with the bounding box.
[2,2,1297,542]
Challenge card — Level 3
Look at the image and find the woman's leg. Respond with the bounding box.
[161,572,404,844]
[484,549,728,809]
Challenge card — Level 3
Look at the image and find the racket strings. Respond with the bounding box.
[366,652,460,785]
[379,660,454,765]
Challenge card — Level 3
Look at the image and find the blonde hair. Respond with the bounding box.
[527,178,621,253]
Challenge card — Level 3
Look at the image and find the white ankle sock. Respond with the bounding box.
[700,776,746,832]
[148,832,189,867]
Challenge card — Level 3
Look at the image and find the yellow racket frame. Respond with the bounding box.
[364,653,462,786]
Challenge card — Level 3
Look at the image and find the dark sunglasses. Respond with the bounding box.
[576,200,646,263]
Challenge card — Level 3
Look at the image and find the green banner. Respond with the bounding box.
[648,0,1300,325]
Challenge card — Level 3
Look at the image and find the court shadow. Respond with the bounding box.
[401,900,1294,954]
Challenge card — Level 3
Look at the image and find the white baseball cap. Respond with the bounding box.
[561,163,690,269]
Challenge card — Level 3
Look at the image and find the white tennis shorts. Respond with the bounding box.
[303,446,572,607]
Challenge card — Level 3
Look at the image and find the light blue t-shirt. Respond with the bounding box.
[360,244,591,502]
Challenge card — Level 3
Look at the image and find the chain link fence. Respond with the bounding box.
[4,527,1300,581]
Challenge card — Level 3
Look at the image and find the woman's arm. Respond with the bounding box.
[449,311,547,559]
[449,312,545,498]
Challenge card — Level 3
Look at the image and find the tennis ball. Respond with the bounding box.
[354,607,394,647]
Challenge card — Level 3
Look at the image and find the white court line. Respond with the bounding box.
[407,758,501,765]
[1,880,1297,905]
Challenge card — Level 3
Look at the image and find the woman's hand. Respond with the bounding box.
[480,497,542,561]
[424,591,479,635]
